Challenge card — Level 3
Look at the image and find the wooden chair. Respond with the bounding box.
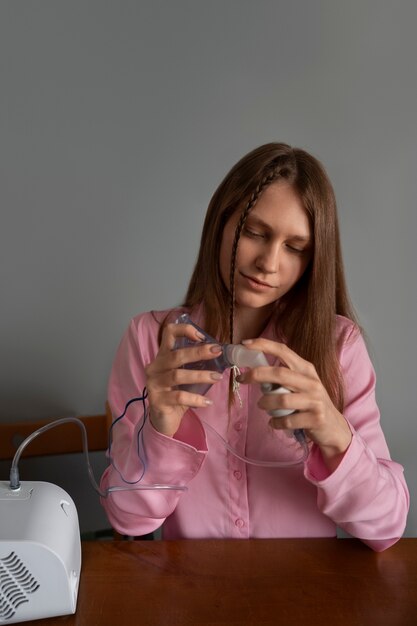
[0,407,116,540]
[0,410,111,461]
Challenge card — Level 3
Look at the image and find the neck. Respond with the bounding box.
[232,305,274,344]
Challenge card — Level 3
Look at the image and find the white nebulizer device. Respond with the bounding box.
[174,313,306,446]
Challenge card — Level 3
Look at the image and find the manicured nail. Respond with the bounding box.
[204,399,213,405]
[211,372,223,381]
[210,344,222,353]
[195,331,206,340]
[241,339,253,345]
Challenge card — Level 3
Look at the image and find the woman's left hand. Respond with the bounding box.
[237,338,352,471]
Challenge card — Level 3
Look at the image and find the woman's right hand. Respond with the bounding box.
[145,322,223,437]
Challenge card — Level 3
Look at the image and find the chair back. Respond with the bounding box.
[0,408,112,461]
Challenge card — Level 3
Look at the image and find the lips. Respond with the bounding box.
[240,272,276,289]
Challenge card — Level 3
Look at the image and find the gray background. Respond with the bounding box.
[1,1,415,537]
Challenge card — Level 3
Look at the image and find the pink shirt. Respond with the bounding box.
[100,309,409,551]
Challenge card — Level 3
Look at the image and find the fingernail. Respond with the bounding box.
[210,344,222,353]
[241,339,253,345]
[204,398,213,405]
[211,372,223,381]
[195,331,206,341]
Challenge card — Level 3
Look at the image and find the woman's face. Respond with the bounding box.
[219,181,312,321]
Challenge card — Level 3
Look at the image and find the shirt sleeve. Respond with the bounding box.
[100,313,208,537]
[304,324,410,551]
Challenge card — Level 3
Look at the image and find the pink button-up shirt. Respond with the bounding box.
[100,309,409,551]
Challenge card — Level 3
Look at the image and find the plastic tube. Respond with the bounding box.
[8,343,309,498]
[8,409,308,501]
[200,419,308,466]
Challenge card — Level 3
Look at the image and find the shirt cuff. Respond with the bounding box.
[140,414,208,484]
[304,424,360,485]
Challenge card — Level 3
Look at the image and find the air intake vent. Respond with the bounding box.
[0,552,40,621]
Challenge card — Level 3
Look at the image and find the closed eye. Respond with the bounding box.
[243,227,265,239]
[285,243,309,254]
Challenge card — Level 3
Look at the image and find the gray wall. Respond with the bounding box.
[1,1,416,536]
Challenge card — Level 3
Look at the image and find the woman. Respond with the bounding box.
[100,143,409,550]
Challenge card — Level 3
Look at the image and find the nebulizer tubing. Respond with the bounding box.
[8,392,307,498]
[200,419,308,466]
[8,323,309,495]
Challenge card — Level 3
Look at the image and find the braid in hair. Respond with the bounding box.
[228,167,283,344]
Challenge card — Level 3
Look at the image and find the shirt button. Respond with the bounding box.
[235,518,245,528]
[234,421,243,431]
[233,470,242,480]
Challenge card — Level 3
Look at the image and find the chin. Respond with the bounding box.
[235,295,278,313]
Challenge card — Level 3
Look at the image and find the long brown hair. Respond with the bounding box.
[182,142,358,410]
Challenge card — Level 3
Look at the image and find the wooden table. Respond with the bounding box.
[24,538,417,626]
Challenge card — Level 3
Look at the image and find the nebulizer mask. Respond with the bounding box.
[173,313,309,465]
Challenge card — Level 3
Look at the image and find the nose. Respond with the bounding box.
[255,242,280,274]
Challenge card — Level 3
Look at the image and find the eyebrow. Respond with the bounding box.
[245,215,311,242]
